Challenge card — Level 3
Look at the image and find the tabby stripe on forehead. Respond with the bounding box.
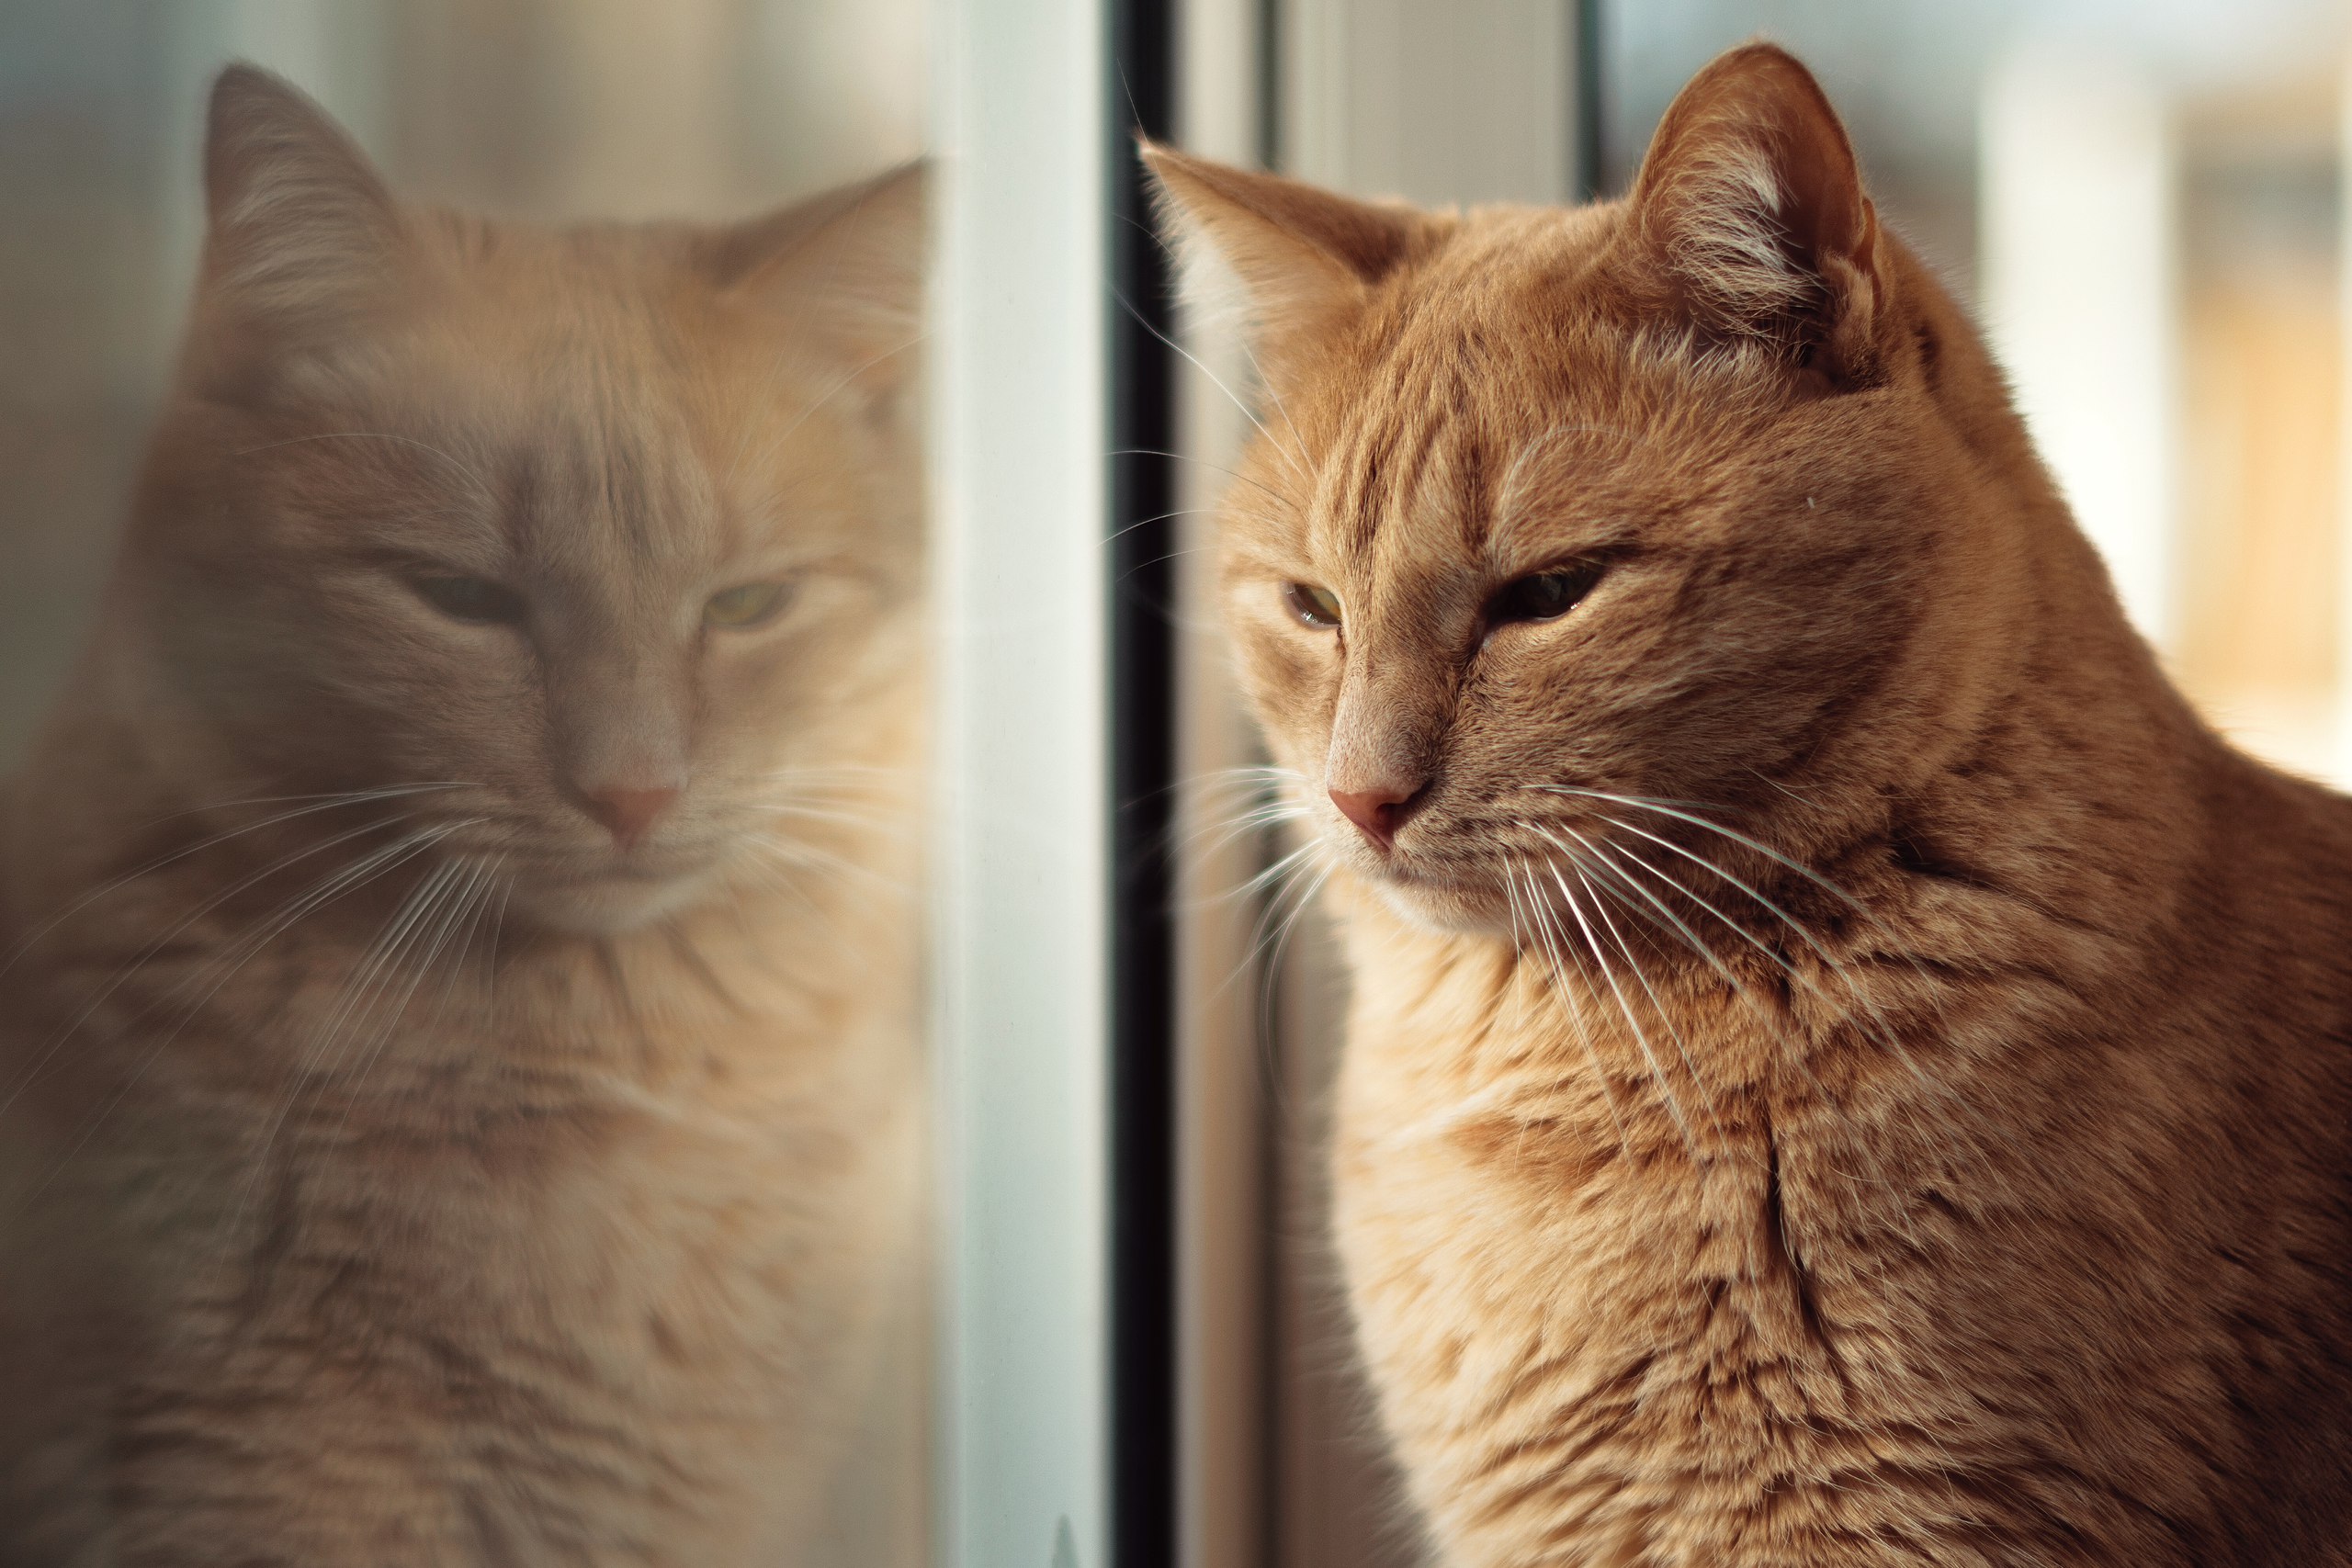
[1351,409,1493,569]
[1340,408,1440,558]
[1439,388,1493,555]
[514,421,661,562]
[1332,421,1384,556]
[597,430,657,559]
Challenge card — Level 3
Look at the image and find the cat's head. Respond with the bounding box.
[1149,43,2058,937]
[123,65,924,935]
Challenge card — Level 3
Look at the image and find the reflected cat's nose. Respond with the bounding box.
[578,784,681,851]
[1329,783,1420,852]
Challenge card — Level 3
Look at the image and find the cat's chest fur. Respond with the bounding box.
[47,881,912,1323]
[1,857,920,1558]
[1331,944,1858,1564]
[1320,897,2238,1568]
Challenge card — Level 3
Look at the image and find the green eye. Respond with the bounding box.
[1489,564,1603,626]
[415,574,525,625]
[1285,581,1342,629]
[704,581,792,629]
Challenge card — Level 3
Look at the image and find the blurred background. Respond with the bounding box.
[1600,0,2352,781]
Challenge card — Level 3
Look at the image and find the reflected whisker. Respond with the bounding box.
[745,834,915,904]
[0,784,470,987]
[752,800,917,841]
[0,811,426,1120]
[323,855,503,1143]
[734,851,829,919]
[11,822,466,1220]
[220,837,482,1248]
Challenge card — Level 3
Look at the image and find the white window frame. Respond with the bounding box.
[929,0,1113,1563]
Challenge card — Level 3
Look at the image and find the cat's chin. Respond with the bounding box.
[507,867,723,936]
[1364,863,1517,939]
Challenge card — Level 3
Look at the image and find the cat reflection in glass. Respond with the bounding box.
[0,67,925,1564]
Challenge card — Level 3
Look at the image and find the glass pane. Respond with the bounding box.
[0,5,930,1562]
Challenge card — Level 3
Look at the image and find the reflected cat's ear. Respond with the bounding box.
[1619,42,1892,386]
[711,162,929,400]
[201,63,404,337]
[1140,144,1440,378]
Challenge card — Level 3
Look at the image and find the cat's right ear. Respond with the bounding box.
[710,162,930,405]
[1617,43,1893,387]
[200,64,404,342]
[1141,144,1435,378]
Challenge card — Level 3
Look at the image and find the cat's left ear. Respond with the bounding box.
[1619,43,1893,387]
[1140,143,1442,385]
[201,63,406,340]
[711,161,929,401]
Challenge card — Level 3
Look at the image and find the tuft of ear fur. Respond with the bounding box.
[202,63,404,336]
[1140,141,1440,376]
[709,161,930,399]
[1621,42,1889,384]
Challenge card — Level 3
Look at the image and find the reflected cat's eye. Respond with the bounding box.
[1488,564,1603,626]
[1285,581,1342,629]
[414,574,525,626]
[704,581,793,629]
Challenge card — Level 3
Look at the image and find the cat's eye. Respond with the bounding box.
[1285,581,1343,629]
[413,574,525,626]
[1487,564,1604,627]
[704,581,793,629]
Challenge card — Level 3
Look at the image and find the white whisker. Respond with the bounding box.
[1111,284,1315,488]
[1580,810,1995,1194]
[1545,827,1724,1148]
[1509,854,1633,1151]
[750,834,913,901]
[1536,785,1867,915]
[1544,852,1698,1154]
[224,832,482,1237]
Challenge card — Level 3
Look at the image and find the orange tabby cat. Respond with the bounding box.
[1151,43,2352,1568]
[0,67,925,1563]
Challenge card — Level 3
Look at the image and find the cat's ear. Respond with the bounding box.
[709,162,929,400]
[201,63,405,337]
[1620,43,1891,386]
[1141,144,1436,376]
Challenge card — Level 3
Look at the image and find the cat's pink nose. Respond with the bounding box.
[579,785,680,850]
[1329,784,1419,852]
